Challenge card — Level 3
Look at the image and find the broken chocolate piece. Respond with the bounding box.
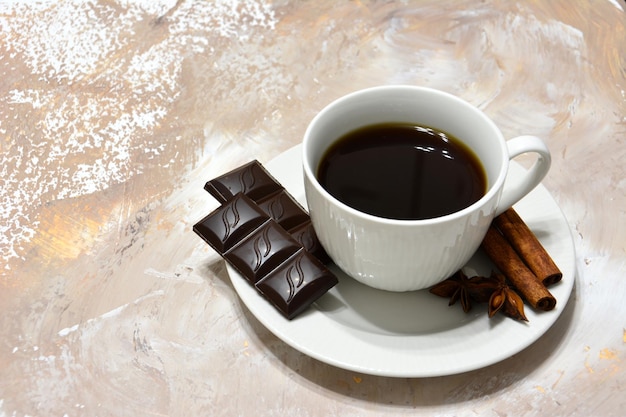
[256,250,338,319]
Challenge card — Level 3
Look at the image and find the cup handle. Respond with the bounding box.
[496,135,552,216]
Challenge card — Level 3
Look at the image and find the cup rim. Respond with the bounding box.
[302,85,509,225]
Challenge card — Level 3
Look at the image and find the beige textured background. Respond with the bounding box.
[1,1,625,416]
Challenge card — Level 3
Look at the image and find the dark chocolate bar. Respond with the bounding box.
[193,192,338,319]
[204,160,329,264]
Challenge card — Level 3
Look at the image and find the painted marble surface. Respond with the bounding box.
[0,0,625,416]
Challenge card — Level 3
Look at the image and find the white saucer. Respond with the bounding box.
[226,145,576,377]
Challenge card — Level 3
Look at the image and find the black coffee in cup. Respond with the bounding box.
[317,123,486,220]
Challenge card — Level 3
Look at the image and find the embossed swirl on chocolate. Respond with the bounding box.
[225,220,302,283]
[256,250,337,319]
[193,193,268,253]
[257,189,310,231]
[204,160,282,204]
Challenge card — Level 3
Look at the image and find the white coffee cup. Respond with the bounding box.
[302,85,551,292]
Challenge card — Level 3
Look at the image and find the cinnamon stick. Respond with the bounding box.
[494,208,562,286]
[481,226,556,311]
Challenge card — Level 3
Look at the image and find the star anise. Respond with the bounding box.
[465,274,501,303]
[487,273,528,322]
[430,270,529,322]
[429,270,473,313]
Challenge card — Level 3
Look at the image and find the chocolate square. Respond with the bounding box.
[257,189,310,231]
[193,193,269,253]
[225,220,301,283]
[287,221,331,264]
[204,160,282,203]
[256,250,339,319]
